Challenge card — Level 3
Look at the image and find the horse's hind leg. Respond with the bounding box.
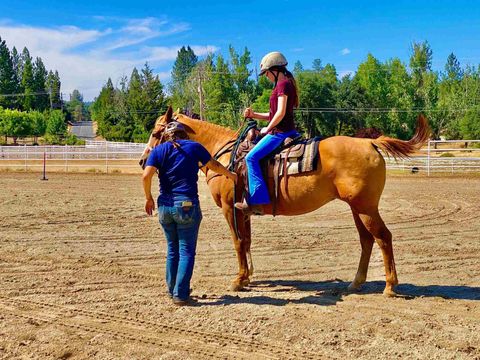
[348,210,375,292]
[358,210,398,297]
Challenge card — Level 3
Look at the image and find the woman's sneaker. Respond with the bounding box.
[172,297,189,306]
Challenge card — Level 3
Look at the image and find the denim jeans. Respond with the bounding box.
[158,199,202,301]
[246,130,299,205]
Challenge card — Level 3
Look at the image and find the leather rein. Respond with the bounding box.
[205,118,256,184]
[205,138,237,184]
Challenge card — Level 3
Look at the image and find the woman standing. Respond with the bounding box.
[235,51,299,215]
[143,120,237,306]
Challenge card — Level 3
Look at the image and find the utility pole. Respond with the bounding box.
[49,88,53,109]
[197,71,204,120]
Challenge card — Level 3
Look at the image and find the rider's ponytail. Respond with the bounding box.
[284,69,299,108]
[273,66,299,108]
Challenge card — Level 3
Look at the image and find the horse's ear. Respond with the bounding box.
[165,106,173,123]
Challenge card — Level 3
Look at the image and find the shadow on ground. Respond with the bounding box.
[196,279,480,307]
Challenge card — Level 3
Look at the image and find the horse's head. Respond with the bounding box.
[139,106,176,169]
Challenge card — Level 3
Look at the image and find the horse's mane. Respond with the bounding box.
[175,113,237,138]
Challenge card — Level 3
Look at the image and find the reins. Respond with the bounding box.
[205,118,258,242]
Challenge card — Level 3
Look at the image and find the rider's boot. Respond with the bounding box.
[234,199,264,216]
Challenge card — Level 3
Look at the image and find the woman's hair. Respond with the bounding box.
[284,69,299,108]
[163,129,188,148]
[272,66,299,108]
[152,122,189,148]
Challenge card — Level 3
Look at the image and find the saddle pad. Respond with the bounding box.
[268,139,320,177]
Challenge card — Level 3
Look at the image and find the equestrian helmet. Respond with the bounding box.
[259,51,288,75]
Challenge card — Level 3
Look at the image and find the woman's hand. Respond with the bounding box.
[145,198,155,216]
[260,127,269,136]
[243,107,254,118]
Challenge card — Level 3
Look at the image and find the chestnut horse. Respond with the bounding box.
[141,107,430,297]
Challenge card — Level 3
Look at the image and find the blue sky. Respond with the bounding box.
[1,0,479,100]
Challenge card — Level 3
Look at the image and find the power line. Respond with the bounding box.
[0,91,52,98]
[295,108,471,113]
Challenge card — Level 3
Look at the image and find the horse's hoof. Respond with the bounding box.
[347,282,362,292]
[231,282,244,291]
[383,288,398,297]
[241,278,250,287]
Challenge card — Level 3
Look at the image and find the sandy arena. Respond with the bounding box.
[0,172,479,359]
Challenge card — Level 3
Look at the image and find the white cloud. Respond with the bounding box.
[105,17,190,51]
[0,24,105,53]
[0,18,214,101]
[340,48,351,56]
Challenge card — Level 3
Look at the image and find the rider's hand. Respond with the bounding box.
[260,127,269,136]
[243,107,254,118]
[145,198,155,216]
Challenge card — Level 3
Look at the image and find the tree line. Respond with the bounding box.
[2,37,480,144]
[0,36,88,144]
[94,42,480,142]
[90,64,165,142]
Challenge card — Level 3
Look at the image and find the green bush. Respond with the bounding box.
[46,110,67,136]
[43,134,63,145]
[440,152,455,157]
[65,134,85,145]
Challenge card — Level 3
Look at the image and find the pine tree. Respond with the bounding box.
[127,67,144,140]
[409,41,438,130]
[10,46,21,108]
[409,41,433,77]
[444,53,463,81]
[11,46,23,85]
[67,89,85,122]
[0,37,18,109]
[170,46,198,111]
[140,63,165,133]
[202,54,236,126]
[21,47,35,110]
[293,61,304,75]
[33,57,48,110]
[312,59,323,72]
[90,78,118,139]
[46,70,61,109]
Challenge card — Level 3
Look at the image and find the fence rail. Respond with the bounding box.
[1,140,479,174]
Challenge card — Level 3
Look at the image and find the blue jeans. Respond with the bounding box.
[158,199,202,301]
[246,130,299,205]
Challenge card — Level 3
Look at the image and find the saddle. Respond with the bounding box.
[234,128,321,215]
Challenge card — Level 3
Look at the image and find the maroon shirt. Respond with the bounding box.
[269,78,297,133]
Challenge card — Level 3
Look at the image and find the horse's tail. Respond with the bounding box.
[372,115,431,159]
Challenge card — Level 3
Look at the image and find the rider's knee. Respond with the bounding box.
[245,151,260,163]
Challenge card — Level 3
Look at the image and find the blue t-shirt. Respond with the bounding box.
[145,140,211,206]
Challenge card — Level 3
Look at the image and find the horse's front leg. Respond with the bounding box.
[221,202,251,291]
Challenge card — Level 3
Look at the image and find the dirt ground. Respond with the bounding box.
[0,172,479,360]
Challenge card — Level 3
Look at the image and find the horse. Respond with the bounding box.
[140,106,430,297]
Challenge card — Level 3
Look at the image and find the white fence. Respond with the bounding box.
[84,140,146,149]
[384,140,480,174]
[0,141,146,173]
[0,140,479,174]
